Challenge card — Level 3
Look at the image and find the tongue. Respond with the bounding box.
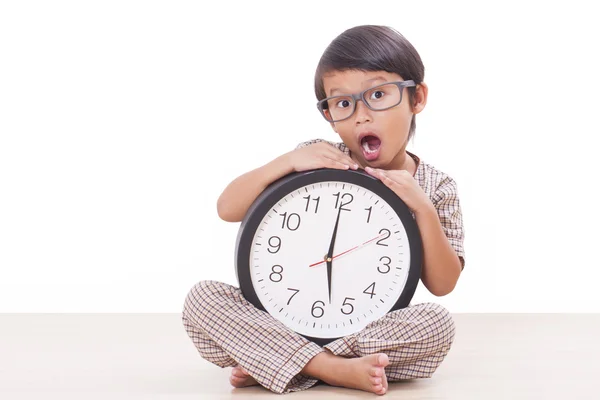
[366,137,381,150]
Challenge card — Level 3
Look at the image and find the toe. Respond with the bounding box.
[376,353,389,367]
[370,377,382,385]
[370,367,382,377]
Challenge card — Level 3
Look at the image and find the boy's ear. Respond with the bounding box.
[412,82,428,114]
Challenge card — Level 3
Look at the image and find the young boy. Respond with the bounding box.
[182,25,465,396]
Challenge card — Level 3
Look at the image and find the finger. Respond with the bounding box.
[367,167,394,184]
[379,171,395,185]
[325,153,355,170]
[365,166,382,178]
[329,150,358,170]
[327,146,358,169]
[323,156,350,170]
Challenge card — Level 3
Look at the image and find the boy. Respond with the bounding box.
[182,25,465,396]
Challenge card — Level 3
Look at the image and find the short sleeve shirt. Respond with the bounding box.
[295,138,466,270]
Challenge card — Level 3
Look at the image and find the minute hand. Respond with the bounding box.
[326,206,342,304]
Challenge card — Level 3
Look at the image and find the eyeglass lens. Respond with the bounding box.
[322,83,402,122]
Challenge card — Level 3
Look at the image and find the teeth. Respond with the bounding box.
[362,140,378,153]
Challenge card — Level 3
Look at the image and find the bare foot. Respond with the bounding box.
[229,366,259,388]
[304,352,390,395]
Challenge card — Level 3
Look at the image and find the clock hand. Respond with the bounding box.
[326,206,343,304]
[309,232,387,268]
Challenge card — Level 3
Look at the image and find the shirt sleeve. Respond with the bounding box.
[295,138,325,149]
[432,175,466,270]
[295,138,349,154]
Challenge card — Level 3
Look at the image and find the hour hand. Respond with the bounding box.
[326,257,332,304]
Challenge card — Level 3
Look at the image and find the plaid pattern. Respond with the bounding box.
[181,139,463,393]
[296,139,465,269]
[182,280,456,394]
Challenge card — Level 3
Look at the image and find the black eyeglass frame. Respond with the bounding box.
[316,80,416,123]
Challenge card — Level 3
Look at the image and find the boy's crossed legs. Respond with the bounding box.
[182,280,455,395]
[232,349,391,395]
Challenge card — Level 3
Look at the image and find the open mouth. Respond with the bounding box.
[359,134,382,161]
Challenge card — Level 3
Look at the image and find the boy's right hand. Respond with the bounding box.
[286,142,359,173]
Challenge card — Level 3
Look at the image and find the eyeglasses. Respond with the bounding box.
[317,80,416,123]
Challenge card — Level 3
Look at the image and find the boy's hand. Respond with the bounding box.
[287,142,359,172]
[365,166,434,215]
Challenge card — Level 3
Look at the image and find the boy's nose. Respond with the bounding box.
[353,99,372,123]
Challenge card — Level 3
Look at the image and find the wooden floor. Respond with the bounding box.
[1,313,598,399]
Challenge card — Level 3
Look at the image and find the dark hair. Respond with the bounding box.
[314,25,425,142]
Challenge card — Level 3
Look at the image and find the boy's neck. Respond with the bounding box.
[350,149,418,176]
[388,150,417,176]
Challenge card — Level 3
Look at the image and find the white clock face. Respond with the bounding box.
[249,180,411,339]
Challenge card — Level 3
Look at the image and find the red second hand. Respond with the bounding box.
[308,233,385,268]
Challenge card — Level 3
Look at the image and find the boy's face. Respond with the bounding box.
[322,69,427,170]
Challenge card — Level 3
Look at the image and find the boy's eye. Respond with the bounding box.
[335,98,352,109]
[370,90,385,100]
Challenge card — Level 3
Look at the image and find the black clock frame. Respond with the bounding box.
[235,168,423,346]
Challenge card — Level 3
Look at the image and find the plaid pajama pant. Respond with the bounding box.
[181,279,456,394]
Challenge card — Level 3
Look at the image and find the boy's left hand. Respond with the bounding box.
[365,166,434,215]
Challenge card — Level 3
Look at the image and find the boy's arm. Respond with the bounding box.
[364,168,465,297]
[417,175,465,296]
[217,141,356,223]
[414,205,462,297]
[217,153,293,223]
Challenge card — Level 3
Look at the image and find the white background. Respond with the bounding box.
[1,0,599,313]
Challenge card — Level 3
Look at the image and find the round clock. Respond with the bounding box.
[235,168,422,346]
